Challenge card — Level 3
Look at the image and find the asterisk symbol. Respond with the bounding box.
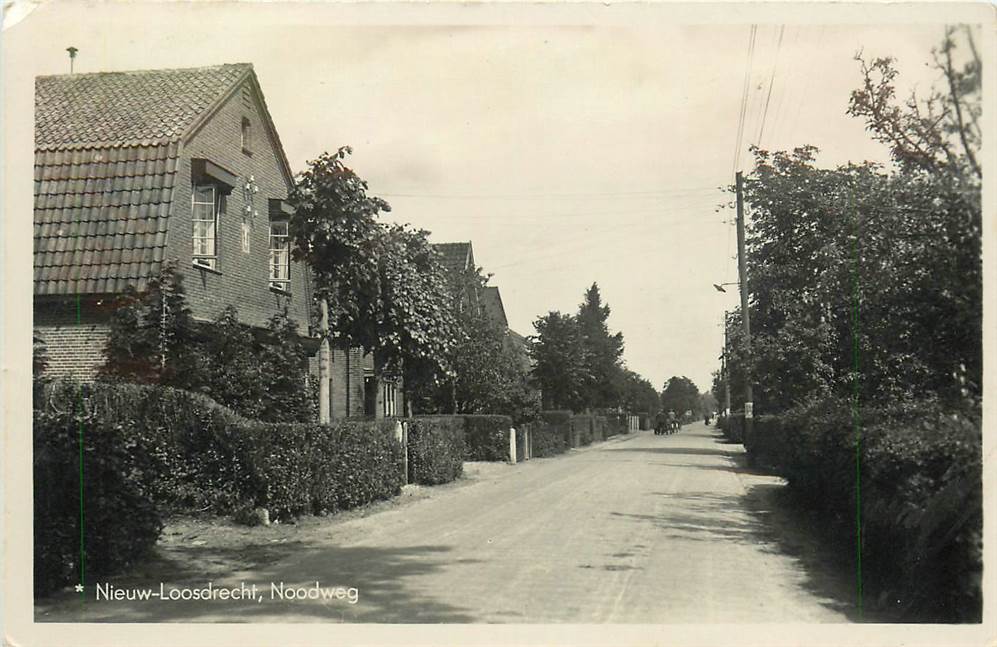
[75,584,84,593]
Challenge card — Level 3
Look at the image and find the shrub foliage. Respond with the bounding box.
[406,416,466,485]
[34,380,403,596]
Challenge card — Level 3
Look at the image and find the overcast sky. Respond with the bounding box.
[7,2,965,392]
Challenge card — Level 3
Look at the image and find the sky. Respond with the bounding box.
[5,2,966,392]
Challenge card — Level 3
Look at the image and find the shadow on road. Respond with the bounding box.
[38,543,480,623]
[606,433,869,622]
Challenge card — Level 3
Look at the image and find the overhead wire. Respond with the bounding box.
[755,25,786,147]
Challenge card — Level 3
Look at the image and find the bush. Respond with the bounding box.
[540,410,572,446]
[407,416,465,485]
[34,396,163,597]
[571,415,593,446]
[34,380,404,596]
[748,397,982,622]
[463,414,513,461]
[526,420,568,457]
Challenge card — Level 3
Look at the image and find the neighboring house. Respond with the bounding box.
[432,242,530,367]
[480,285,531,370]
[33,63,312,381]
[431,241,479,312]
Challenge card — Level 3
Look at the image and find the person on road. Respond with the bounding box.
[654,410,668,435]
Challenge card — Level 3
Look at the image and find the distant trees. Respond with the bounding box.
[530,283,654,415]
[530,311,590,411]
[577,283,625,409]
[619,369,661,417]
[659,376,702,417]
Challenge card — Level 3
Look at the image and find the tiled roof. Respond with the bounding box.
[35,64,252,150]
[34,64,251,296]
[479,286,508,328]
[431,242,473,275]
[34,143,178,295]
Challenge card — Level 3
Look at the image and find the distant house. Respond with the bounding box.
[34,63,312,382]
[431,242,530,366]
[480,285,531,369]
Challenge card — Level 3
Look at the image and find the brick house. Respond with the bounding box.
[33,63,312,382]
[34,62,401,420]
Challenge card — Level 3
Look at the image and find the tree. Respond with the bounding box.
[576,283,625,409]
[660,376,701,418]
[529,311,590,411]
[371,224,460,384]
[724,30,981,414]
[288,147,459,417]
[619,369,660,417]
[287,146,388,346]
[848,27,981,182]
[287,146,387,421]
[101,263,199,386]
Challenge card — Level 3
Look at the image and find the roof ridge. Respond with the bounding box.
[37,62,253,81]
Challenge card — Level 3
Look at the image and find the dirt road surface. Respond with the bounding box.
[37,423,859,623]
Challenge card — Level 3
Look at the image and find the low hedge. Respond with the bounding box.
[604,413,628,436]
[748,397,982,622]
[463,414,514,461]
[526,420,568,457]
[407,416,465,485]
[540,410,572,447]
[34,380,404,596]
[570,415,593,446]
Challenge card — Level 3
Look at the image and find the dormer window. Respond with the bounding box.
[241,117,253,155]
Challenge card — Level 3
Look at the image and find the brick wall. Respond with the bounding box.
[35,303,110,381]
[168,78,310,331]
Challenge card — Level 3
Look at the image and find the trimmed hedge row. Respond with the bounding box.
[407,416,466,485]
[463,414,514,461]
[34,380,404,596]
[526,419,568,457]
[570,415,593,446]
[746,398,982,622]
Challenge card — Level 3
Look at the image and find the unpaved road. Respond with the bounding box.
[37,423,859,623]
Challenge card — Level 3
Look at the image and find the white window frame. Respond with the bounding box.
[269,220,291,290]
[192,184,218,269]
[382,382,397,417]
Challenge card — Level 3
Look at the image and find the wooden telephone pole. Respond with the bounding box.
[735,171,753,443]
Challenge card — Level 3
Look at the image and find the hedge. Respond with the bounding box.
[34,380,404,596]
[407,416,465,485]
[526,420,568,457]
[463,414,514,461]
[746,398,982,622]
[570,415,594,446]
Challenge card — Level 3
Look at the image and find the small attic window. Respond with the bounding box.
[241,117,253,155]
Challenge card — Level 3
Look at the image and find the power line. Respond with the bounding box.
[732,24,758,177]
[756,25,786,147]
[377,186,720,200]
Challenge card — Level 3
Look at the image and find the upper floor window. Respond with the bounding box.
[192,185,219,269]
[269,221,290,290]
[241,117,253,154]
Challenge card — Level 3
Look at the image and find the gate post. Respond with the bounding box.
[395,420,409,485]
[509,427,517,464]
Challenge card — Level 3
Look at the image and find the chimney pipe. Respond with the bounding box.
[66,46,78,74]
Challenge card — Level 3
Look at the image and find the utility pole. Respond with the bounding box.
[722,311,732,416]
[318,297,331,424]
[735,171,753,443]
